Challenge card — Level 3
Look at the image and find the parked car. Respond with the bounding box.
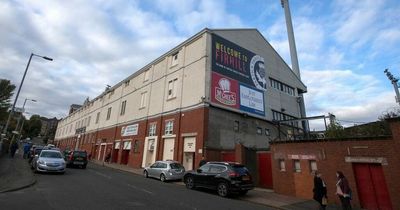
[183,162,254,197]
[143,160,185,182]
[28,145,44,164]
[31,150,66,174]
[65,150,88,169]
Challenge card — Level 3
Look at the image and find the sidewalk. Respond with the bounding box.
[91,160,351,210]
[0,151,36,193]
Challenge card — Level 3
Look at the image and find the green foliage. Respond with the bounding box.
[0,79,16,123]
[379,108,400,120]
[325,121,345,138]
[23,115,42,139]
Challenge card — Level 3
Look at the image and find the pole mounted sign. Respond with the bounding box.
[211,34,266,117]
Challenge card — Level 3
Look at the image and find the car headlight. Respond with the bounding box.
[38,160,45,165]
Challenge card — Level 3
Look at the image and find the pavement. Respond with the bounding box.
[91,160,357,210]
[0,150,36,193]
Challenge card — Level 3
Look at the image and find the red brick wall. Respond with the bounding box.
[271,118,400,209]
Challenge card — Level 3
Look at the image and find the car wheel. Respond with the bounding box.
[160,174,166,182]
[217,182,229,197]
[239,190,248,196]
[144,170,148,178]
[185,176,195,189]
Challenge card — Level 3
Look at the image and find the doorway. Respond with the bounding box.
[183,153,194,171]
[162,138,175,161]
[353,163,393,210]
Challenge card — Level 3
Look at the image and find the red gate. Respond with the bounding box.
[353,163,393,210]
[258,152,273,189]
[221,152,235,162]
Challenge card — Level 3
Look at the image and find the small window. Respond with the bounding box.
[256,127,262,135]
[144,70,150,82]
[279,159,286,171]
[310,160,317,172]
[165,121,174,135]
[167,79,178,99]
[171,52,179,66]
[124,80,130,87]
[120,100,127,115]
[106,107,112,120]
[149,123,156,136]
[96,112,100,124]
[140,92,147,108]
[233,121,239,132]
[87,116,91,127]
[265,128,270,136]
[294,160,301,173]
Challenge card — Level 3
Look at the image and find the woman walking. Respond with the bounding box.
[336,171,352,210]
[313,171,327,210]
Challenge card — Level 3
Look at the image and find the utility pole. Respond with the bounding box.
[384,69,400,106]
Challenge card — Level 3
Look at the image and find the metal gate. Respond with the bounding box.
[353,163,393,210]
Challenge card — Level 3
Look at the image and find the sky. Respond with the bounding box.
[0,0,399,128]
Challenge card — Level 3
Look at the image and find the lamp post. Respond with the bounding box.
[15,98,37,132]
[1,53,52,139]
[384,68,400,106]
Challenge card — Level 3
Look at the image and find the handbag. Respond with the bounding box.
[322,197,328,205]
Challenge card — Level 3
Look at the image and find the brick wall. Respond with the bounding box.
[271,118,400,209]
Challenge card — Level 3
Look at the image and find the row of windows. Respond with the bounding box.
[270,78,295,96]
[233,121,270,136]
[278,159,317,173]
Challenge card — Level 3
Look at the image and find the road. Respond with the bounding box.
[0,163,274,210]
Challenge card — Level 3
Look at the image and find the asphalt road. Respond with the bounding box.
[0,163,274,210]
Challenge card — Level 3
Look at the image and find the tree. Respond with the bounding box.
[0,79,16,124]
[325,121,345,138]
[23,115,42,139]
[379,108,400,120]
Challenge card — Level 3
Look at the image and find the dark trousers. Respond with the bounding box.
[339,196,352,210]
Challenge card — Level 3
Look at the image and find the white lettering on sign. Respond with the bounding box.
[121,124,139,136]
[184,137,196,152]
[240,85,264,111]
[288,154,317,160]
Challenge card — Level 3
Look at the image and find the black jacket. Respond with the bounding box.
[313,176,327,204]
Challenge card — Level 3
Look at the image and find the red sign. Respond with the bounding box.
[211,72,239,109]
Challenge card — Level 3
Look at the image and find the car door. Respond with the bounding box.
[148,162,159,178]
[208,165,227,187]
[156,163,167,179]
[195,164,211,187]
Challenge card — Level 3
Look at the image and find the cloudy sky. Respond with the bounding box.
[0,0,399,128]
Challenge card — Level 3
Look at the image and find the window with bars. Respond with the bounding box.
[165,121,174,135]
[148,123,156,136]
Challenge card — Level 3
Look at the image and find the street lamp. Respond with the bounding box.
[2,53,53,137]
[384,68,400,106]
[15,98,37,132]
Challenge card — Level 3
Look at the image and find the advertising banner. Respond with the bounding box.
[212,34,267,91]
[121,124,139,136]
[211,34,266,117]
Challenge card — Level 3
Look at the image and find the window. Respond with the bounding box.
[106,107,112,120]
[120,100,127,115]
[270,78,295,96]
[167,79,178,99]
[279,159,286,171]
[171,52,178,66]
[310,160,317,173]
[233,121,239,132]
[256,127,262,135]
[144,70,150,82]
[140,92,147,108]
[124,80,130,87]
[87,116,91,127]
[95,112,100,124]
[165,120,174,135]
[294,160,301,173]
[149,123,156,136]
[265,128,270,136]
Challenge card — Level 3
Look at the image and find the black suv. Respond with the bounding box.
[183,162,254,197]
[65,150,88,169]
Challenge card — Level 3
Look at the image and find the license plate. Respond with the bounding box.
[74,161,84,165]
[242,176,250,181]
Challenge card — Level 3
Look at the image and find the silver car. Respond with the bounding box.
[143,161,185,182]
[31,150,66,174]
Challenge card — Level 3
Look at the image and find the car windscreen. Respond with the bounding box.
[34,149,43,154]
[73,151,87,157]
[170,163,184,169]
[232,165,249,176]
[40,151,62,158]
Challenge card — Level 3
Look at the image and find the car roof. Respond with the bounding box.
[155,160,179,164]
[206,161,244,166]
[41,149,61,153]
